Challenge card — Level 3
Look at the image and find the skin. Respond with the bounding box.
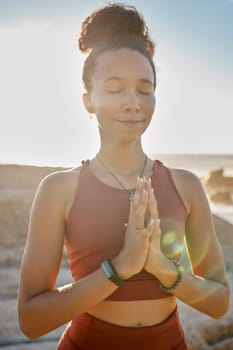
[18,48,230,339]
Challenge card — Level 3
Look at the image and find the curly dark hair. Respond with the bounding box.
[78,3,156,92]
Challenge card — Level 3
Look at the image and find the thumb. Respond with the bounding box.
[143,218,155,239]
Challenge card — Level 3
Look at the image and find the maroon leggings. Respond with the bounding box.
[57,307,188,350]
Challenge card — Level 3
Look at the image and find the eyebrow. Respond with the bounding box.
[104,76,153,86]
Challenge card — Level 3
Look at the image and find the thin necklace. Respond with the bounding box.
[96,153,147,201]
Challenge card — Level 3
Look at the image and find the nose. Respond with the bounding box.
[122,91,141,113]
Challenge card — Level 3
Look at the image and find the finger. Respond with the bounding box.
[144,177,151,192]
[143,218,155,239]
[134,189,148,229]
[132,177,144,207]
[150,219,162,243]
[154,218,161,234]
[128,178,145,223]
[148,188,159,220]
[130,188,148,228]
[129,178,149,226]
[143,178,151,224]
[131,177,150,227]
[128,177,141,212]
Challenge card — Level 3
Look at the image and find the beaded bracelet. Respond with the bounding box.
[159,259,184,293]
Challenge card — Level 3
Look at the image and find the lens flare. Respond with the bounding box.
[186,273,223,306]
[185,229,211,270]
[161,231,183,258]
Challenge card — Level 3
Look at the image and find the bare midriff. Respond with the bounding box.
[87,296,177,327]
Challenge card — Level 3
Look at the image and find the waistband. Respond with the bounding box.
[61,306,188,349]
[82,306,179,336]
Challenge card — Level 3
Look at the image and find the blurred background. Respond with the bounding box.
[0,0,232,166]
[0,1,232,349]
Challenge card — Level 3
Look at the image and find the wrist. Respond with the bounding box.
[146,252,169,277]
[150,253,178,280]
[111,254,131,280]
[157,257,184,292]
[101,260,126,286]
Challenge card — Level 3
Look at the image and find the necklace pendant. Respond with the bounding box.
[96,153,147,203]
[129,191,135,201]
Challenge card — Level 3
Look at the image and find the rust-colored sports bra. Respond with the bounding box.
[65,159,187,300]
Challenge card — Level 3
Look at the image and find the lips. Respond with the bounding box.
[116,119,144,123]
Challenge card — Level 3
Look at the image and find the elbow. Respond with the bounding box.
[212,301,230,320]
[211,306,230,319]
[18,314,42,340]
[210,285,231,319]
[19,320,40,340]
[18,304,44,340]
[19,318,49,340]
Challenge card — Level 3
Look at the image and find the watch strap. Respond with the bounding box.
[101,259,126,286]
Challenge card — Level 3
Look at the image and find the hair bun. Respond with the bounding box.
[79,4,154,56]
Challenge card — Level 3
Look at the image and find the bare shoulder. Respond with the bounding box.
[169,167,202,187]
[39,165,81,187]
[168,167,207,215]
[36,166,81,203]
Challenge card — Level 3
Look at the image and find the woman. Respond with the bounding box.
[18,4,230,349]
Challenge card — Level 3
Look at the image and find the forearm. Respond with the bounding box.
[18,266,118,339]
[151,258,230,318]
[172,271,230,318]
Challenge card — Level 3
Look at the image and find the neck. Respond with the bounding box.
[97,141,146,176]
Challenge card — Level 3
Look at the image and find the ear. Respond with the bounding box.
[83,93,94,113]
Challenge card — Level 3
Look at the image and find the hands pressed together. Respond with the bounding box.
[114,177,165,280]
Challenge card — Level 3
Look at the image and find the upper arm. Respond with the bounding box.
[19,172,67,302]
[184,172,229,286]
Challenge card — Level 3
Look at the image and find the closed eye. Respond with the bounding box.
[138,90,151,95]
[107,89,151,95]
[107,89,122,93]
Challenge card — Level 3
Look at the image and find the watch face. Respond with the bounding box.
[101,260,114,278]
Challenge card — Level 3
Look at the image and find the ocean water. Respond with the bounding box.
[151,154,233,176]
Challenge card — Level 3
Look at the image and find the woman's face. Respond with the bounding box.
[84,48,156,142]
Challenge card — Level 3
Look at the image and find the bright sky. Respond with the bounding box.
[0,0,232,166]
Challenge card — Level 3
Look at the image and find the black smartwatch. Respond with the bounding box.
[101,260,126,286]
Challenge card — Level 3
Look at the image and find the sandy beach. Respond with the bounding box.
[0,154,232,349]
